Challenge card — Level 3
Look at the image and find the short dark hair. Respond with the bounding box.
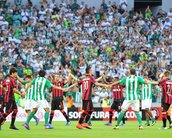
[0,71,3,74]
[25,75,32,79]
[39,70,46,77]
[130,68,136,75]
[86,66,91,74]
[9,68,17,75]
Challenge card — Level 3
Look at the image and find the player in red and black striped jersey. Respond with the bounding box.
[49,71,71,126]
[0,71,5,120]
[158,71,172,129]
[0,68,23,130]
[68,66,109,129]
[104,76,125,126]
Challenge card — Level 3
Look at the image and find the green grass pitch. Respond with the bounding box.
[0,121,171,138]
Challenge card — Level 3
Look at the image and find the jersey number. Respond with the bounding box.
[84,81,89,91]
[167,84,172,96]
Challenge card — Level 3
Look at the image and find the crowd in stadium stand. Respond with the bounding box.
[0,0,172,105]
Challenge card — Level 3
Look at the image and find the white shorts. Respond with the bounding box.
[25,100,32,110]
[142,99,152,110]
[30,100,50,109]
[121,100,140,112]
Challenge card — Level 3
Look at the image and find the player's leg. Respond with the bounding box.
[49,110,55,125]
[82,100,93,129]
[166,104,172,128]
[0,99,4,130]
[49,98,56,125]
[10,101,18,130]
[25,108,38,124]
[25,100,39,125]
[161,103,169,129]
[24,100,39,130]
[44,108,51,126]
[59,99,70,126]
[145,110,150,126]
[132,100,142,129]
[117,102,126,126]
[145,108,156,126]
[0,100,13,126]
[142,99,149,126]
[76,100,88,129]
[114,100,129,129]
[40,100,53,129]
[60,109,70,126]
[146,99,155,125]
[0,97,4,116]
[105,100,115,126]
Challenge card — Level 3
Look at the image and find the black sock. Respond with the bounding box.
[79,111,87,124]
[163,118,167,127]
[49,111,54,124]
[109,110,113,123]
[85,111,93,123]
[167,115,172,124]
[122,116,125,124]
[11,110,18,126]
[61,111,69,122]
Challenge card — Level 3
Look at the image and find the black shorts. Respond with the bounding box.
[5,99,17,113]
[82,100,93,111]
[111,100,123,112]
[51,97,64,110]
[161,102,171,112]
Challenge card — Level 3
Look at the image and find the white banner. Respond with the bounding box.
[6,107,67,122]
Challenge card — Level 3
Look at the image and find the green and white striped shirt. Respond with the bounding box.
[141,84,152,100]
[120,75,145,100]
[23,81,34,100]
[28,77,52,100]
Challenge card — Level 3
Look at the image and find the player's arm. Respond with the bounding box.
[24,83,32,93]
[16,75,25,84]
[95,75,104,82]
[70,73,78,82]
[13,88,23,96]
[110,81,120,86]
[65,82,78,92]
[95,82,109,88]
[51,85,64,91]
[144,80,159,85]
[64,69,72,84]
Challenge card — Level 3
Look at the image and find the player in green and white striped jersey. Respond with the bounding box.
[22,70,68,130]
[17,75,39,125]
[141,75,157,126]
[111,69,156,130]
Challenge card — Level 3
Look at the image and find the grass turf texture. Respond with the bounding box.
[0,121,171,138]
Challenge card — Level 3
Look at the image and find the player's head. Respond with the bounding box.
[102,88,106,92]
[86,66,93,75]
[130,68,136,75]
[25,75,32,82]
[163,70,170,78]
[82,73,87,78]
[113,75,119,81]
[39,70,46,77]
[9,67,18,77]
[0,71,3,80]
[55,73,60,81]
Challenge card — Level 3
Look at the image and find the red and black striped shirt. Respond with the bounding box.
[159,78,172,104]
[111,84,124,100]
[79,75,96,100]
[52,81,65,98]
[0,80,5,96]
[4,77,16,102]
